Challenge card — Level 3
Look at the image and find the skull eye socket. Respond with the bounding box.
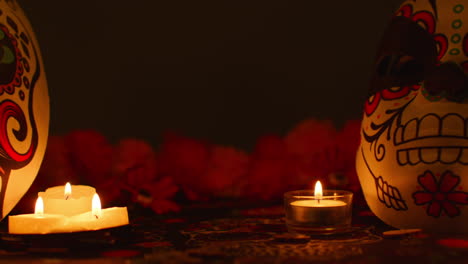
[376,54,425,86]
[369,16,437,96]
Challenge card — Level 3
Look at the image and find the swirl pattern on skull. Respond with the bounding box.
[357,0,468,233]
[0,1,49,219]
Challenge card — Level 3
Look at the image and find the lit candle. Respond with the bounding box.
[284,181,353,234]
[67,193,129,232]
[9,184,129,234]
[39,183,96,216]
[8,197,67,234]
[64,182,72,200]
[92,193,102,219]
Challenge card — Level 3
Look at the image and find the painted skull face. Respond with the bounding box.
[0,1,49,219]
[356,0,468,233]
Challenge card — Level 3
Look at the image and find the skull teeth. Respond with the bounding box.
[394,114,468,165]
[394,113,467,145]
[397,147,467,165]
[375,176,407,211]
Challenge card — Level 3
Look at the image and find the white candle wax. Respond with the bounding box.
[285,182,353,234]
[8,214,68,234]
[8,208,129,234]
[291,199,347,207]
[39,184,96,216]
[8,189,129,234]
[290,199,348,224]
[67,207,129,232]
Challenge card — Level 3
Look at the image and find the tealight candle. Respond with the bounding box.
[8,197,68,234]
[67,194,129,232]
[9,185,129,234]
[39,183,96,216]
[284,181,353,235]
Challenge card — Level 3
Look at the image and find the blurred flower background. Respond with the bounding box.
[13,118,364,215]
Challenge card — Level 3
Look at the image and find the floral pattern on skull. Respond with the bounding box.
[356,0,468,233]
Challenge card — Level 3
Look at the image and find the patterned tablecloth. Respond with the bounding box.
[0,203,467,264]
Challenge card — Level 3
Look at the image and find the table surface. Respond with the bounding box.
[0,202,467,264]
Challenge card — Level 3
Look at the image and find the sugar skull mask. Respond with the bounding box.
[356,0,468,233]
[0,0,49,219]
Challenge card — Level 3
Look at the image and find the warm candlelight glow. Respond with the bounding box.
[35,196,44,217]
[315,181,323,200]
[9,184,129,234]
[64,182,71,200]
[92,193,102,219]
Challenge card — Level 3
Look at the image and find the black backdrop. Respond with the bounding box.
[17,0,402,149]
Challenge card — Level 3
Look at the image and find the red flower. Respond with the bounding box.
[413,171,468,217]
[253,134,288,159]
[285,119,338,188]
[158,132,251,200]
[158,132,210,200]
[331,120,361,193]
[244,135,294,200]
[201,145,250,198]
[64,130,117,205]
[115,138,179,213]
[124,176,180,214]
[65,130,113,185]
[36,135,79,187]
[113,138,158,186]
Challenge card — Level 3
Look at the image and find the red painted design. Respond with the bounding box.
[381,85,418,100]
[395,4,444,62]
[364,92,381,116]
[365,85,419,117]
[0,100,33,162]
[413,171,468,218]
[395,4,412,18]
[434,34,448,61]
[412,11,436,34]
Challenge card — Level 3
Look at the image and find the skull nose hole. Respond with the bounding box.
[423,62,468,102]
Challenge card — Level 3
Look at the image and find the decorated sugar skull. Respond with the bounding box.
[0,0,49,219]
[356,0,468,233]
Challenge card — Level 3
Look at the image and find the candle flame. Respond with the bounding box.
[315,181,323,201]
[35,196,44,217]
[92,193,102,219]
[64,182,72,200]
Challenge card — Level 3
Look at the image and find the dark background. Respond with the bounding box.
[17,0,403,150]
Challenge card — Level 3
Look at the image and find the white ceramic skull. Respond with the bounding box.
[356,0,468,233]
[0,0,49,219]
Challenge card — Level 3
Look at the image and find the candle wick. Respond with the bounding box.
[318,199,320,204]
[94,214,99,219]
[65,195,69,200]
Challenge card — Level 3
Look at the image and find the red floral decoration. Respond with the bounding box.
[244,134,294,200]
[285,119,338,189]
[331,120,361,193]
[158,132,250,200]
[200,145,250,198]
[14,118,364,214]
[158,132,210,201]
[65,130,114,185]
[413,171,468,217]
[115,138,179,214]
